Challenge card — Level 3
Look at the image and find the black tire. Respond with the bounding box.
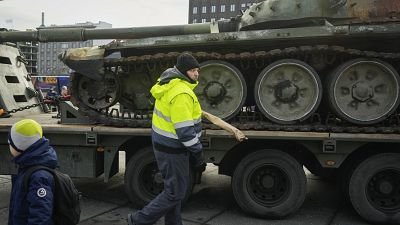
[232,150,307,218]
[124,147,194,207]
[338,156,366,202]
[349,153,400,224]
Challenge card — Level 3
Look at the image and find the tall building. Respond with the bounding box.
[16,41,38,76]
[37,21,112,76]
[189,0,256,24]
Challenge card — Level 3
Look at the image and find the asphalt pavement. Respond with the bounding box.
[0,153,372,225]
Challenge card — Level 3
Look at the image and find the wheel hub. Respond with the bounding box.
[275,80,299,103]
[261,175,275,189]
[378,180,393,195]
[248,165,290,206]
[352,81,373,102]
[204,81,226,103]
[367,170,400,212]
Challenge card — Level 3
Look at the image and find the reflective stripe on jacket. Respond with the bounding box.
[150,77,202,153]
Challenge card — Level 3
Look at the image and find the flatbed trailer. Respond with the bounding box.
[1,111,400,223]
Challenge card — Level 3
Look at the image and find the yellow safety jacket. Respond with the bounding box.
[150,74,202,154]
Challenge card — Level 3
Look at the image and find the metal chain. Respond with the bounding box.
[6,102,45,114]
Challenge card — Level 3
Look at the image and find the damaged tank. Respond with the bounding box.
[62,0,400,131]
[2,0,400,132]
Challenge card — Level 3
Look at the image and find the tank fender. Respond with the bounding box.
[59,46,105,81]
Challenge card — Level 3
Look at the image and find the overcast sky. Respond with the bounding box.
[0,0,189,30]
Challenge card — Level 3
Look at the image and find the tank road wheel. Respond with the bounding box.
[232,150,307,218]
[327,59,400,125]
[124,147,193,207]
[255,59,322,124]
[196,60,247,121]
[349,153,400,224]
[71,72,121,110]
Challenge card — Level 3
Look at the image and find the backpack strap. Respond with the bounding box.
[22,165,55,192]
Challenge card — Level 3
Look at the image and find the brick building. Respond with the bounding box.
[189,0,256,24]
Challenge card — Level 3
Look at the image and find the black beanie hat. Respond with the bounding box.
[176,53,200,75]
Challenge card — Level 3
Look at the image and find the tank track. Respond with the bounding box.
[70,45,400,133]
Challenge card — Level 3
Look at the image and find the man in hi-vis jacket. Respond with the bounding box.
[128,53,205,225]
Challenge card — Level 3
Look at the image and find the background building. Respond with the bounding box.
[16,41,38,76]
[189,0,256,24]
[37,21,112,76]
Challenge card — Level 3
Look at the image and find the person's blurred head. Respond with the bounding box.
[8,119,43,157]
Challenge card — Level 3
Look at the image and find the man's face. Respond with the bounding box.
[186,68,200,81]
[9,145,20,157]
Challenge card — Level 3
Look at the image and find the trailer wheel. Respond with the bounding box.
[124,147,194,207]
[232,150,307,218]
[349,153,400,224]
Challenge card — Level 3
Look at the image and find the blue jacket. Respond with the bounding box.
[8,138,58,225]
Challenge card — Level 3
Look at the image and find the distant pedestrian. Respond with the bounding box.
[47,87,58,98]
[128,53,206,225]
[8,119,58,225]
[61,86,68,97]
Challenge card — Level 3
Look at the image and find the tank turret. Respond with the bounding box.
[240,0,400,30]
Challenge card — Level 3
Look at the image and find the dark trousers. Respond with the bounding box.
[129,149,189,225]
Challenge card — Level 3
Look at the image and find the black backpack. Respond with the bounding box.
[23,165,81,225]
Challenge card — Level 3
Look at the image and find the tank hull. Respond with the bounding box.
[61,21,400,129]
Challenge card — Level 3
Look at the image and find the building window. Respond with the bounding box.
[231,4,235,12]
[193,19,197,23]
[211,5,216,13]
[202,18,206,23]
[193,7,197,14]
[221,5,225,12]
[61,43,68,48]
[202,6,207,13]
[219,17,225,21]
[241,3,246,8]
[211,18,216,22]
